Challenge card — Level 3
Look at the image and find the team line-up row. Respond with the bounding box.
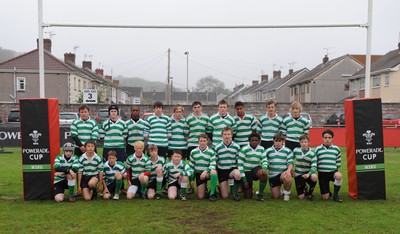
[54,100,342,202]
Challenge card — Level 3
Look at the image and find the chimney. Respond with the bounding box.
[82,61,92,70]
[289,69,294,75]
[252,80,258,85]
[64,53,76,64]
[261,75,269,82]
[105,75,112,81]
[323,55,329,64]
[113,80,119,86]
[273,70,281,79]
[36,38,52,53]
[95,69,104,76]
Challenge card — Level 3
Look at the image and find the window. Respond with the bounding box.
[372,75,381,88]
[291,87,293,96]
[300,85,305,94]
[294,87,298,95]
[384,73,390,86]
[306,84,310,93]
[16,77,26,91]
[74,77,77,90]
[350,80,356,91]
[83,81,87,89]
[78,79,81,91]
[359,78,365,90]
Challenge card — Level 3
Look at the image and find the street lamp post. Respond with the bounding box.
[184,51,189,104]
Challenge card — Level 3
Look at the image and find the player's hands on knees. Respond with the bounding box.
[243,181,249,190]
[54,172,64,176]
[173,173,180,179]
[302,173,310,179]
[200,171,208,180]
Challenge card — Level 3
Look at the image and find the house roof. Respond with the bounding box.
[290,55,354,86]
[64,61,115,86]
[351,47,400,77]
[259,68,309,92]
[0,49,74,72]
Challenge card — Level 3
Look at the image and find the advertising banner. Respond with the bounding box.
[345,98,386,200]
[20,99,60,200]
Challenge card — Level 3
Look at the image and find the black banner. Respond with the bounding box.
[353,99,386,199]
[20,99,53,200]
[0,125,102,148]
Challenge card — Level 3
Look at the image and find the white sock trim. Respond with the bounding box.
[283,190,291,195]
[67,179,75,187]
[228,179,234,186]
[334,179,342,186]
[181,182,188,188]
[128,185,138,194]
[156,177,163,182]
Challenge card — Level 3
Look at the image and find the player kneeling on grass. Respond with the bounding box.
[293,135,317,201]
[102,150,127,200]
[164,149,193,201]
[54,142,79,202]
[77,140,104,201]
[315,129,343,202]
[265,132,294,201]
[214,127,241,201]
[147,144,165,200]
[238,133,268,201]
[126,141,151,199]
[189,134,218,201]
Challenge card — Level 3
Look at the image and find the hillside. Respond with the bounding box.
[115,76,181,92]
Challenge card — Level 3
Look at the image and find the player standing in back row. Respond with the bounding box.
[144,101,170,158]
[257,100,283,149]
[233,101,257,148]
[281,101,310,151]
[207,100,237,148]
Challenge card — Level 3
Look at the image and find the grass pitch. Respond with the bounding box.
[0,147,399,233]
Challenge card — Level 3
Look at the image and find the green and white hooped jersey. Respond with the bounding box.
[293,147,317,176]
[189,146,216,173]
[214,141,240,170]
[186,113,209,148]
[265,146,294,178]
[103,161,126,185]
[167,117,189,150]
[237,144,268,178]
[164,160,193,184]
[280,115,310,142]
[99,118,127,148]
[70,117,99,144]
[315,144,341,172]
[257,114,283,142]
[145,114,170,147]
[234,113,257,147]
[149,156,165,181]
[125,118,149,146]
[78,153,104,176]
[207,113,237,148]
[125,153,151,179]
[53,154,79,184]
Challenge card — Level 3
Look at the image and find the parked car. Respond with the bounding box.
[382,112,400,128]
[59,112,79,125]
[6,109,20,123]
[282,112,313,127]
[95,108,128,124]
[324,112,345,127]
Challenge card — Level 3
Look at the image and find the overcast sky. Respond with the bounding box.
[1,0,399,90]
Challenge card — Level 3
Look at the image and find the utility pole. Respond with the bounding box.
[166,48,171,104]
[185,51,189,105]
